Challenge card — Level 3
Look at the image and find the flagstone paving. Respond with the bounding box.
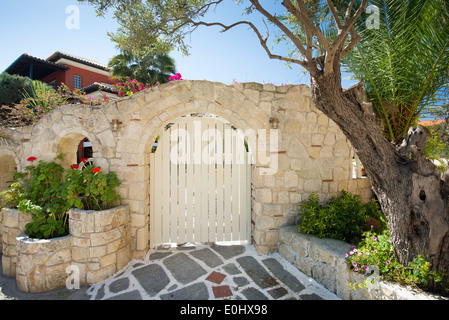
[84,244,340,300]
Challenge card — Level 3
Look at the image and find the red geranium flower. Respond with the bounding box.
[81,158,88,163]
[93,167,101,173]
[71,164,79,170]
[27,157,37,161]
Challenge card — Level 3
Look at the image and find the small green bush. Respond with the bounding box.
[0,72,33,106]
[0,182,25,209]
[7,155,121,239]
[298,190,386,244]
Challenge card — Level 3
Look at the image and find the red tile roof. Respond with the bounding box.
[418,119,446,126]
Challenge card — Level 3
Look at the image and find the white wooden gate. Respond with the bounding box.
[150,116,251,247]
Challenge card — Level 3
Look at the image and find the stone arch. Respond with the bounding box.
[130,83,264,255]
[56,130,101,169]
[140,81,261,156]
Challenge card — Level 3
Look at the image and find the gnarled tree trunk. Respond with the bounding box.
[310,73,449,277]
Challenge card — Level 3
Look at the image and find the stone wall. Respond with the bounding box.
[0,80,373,258]
[277,226,445,300]
[0,155,16,192]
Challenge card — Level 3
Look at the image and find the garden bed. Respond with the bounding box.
[1,205,130,293]
[277,225,446,300]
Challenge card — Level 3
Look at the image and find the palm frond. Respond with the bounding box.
[342,0,449,142]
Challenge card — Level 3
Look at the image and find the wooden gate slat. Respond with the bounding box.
[216,121,224,242]
[161,125,171,243]
[186,119,194,242]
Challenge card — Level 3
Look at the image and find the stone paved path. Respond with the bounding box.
[85,244,340,300]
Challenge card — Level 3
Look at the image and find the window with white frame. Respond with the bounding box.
[73,75,82,89]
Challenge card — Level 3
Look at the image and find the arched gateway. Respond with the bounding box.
[0,80,373,261]
[150,114,252,247]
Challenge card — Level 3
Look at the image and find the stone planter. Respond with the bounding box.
[1,208,33,277]
[277,226,445,300]
[69,204,131,285]
[15,234,72,293]
[1,205,131,293]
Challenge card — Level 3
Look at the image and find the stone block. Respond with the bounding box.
[284,171,299,188]
[255,189,272,203]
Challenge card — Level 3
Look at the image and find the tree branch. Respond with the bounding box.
[324,0,369,76]
[326,0,343,30]
[190,20,309,69]
[335,0,369,48]
[249,0,308,59]
[340,28,361,58]
[281,0,331,51]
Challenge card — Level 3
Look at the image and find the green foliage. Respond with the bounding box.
[6,156,121,239]
[18,199,69,240]
[423,126,448,163]
[1,81,67,127]
[109,50,176,87]
[14,156,69,239]
[17,157,65,207]
[346,229,447,292]
[1,83,111,127]
[63,165,121,211]
[342,0,449,143]
[0,72,33,106]
[0,182,26,209]
[298,191,386,244]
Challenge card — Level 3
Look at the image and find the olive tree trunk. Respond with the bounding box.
[309,72,449,276]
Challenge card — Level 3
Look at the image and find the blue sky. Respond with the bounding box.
[0,0,356,88]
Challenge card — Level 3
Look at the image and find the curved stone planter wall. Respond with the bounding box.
[15,234,72,293]
[277,226,445,300]
[69,204,130,285]
[1,205,130,293]
[1,208,33,277]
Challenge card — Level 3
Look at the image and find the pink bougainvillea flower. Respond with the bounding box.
[386,260,391,265]
[93,167,101,173]
[71,164,79,170]
[27,157,37,161]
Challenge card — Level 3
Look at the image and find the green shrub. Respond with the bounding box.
[62,164,121,211]
[298,190,386,244]
[0,182,25,209]
[9,156,121,239]
[0,72,33,106]
[15,156,70,239]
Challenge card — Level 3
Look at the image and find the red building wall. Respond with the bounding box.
[41,64,116,91]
